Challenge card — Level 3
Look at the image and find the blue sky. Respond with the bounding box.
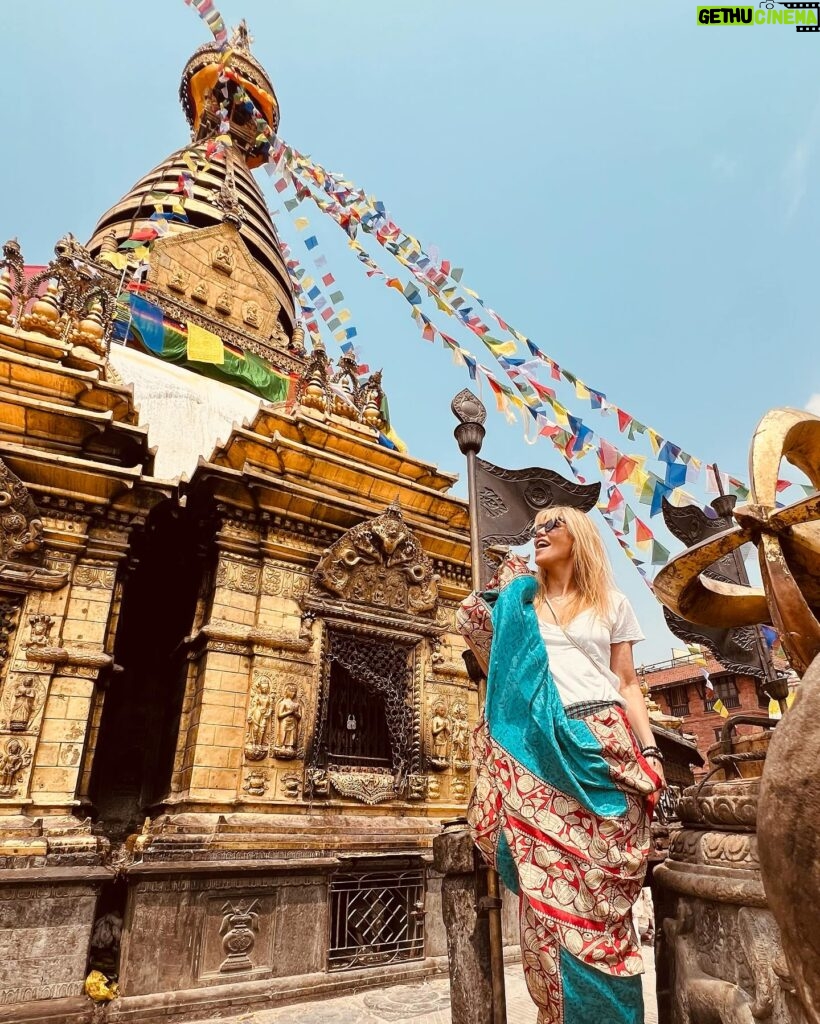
[3,2,819,661]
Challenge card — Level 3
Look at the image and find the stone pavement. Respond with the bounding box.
[189,949,658,1024]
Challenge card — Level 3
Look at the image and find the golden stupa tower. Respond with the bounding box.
[0,24,482,1020]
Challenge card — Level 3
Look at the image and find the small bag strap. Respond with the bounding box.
[542,596,609,679]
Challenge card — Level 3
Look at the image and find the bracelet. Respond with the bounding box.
[641,746,664,763]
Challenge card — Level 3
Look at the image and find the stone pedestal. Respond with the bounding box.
[0,865,111,1022]
[653,773,808,1024]
[432,822,493,1024]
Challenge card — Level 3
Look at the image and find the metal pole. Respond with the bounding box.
[452,390,507,1024]
[712,464,788,714]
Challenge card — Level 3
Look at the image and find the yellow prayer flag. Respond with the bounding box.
[630,467,650,491]
[338,309,351,323]
[464,287,480,298]
[768,699,782,718]
[575,381,591,401]
[294,217,310,231]
[648,430,662,455]
[186,321,224,365]
[713,698,729,718]
[99,251,128,270]
[183,151,199,174]
[302,277,315,290]
[434,296,453,314]
[786,691,796,708]
[671,648,689,660]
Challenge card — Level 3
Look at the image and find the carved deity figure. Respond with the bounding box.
[243,301,261,328]
[0,738,29,794]
[191,281,209,303]
[10,677,37,731]
[212,243,235,274]
[215,289,233,315]
[429,700,450,769]
[168,268,187,293]
[273,684,302,758]
[245,677,273,758]
[451,703,470,766]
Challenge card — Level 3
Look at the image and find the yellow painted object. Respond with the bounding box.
[84,971,119,1002]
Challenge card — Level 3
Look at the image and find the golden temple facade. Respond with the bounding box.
[0,27,487,1023]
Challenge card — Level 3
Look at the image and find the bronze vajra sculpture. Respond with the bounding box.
[655,406,820,1023]
[654,407,820,676]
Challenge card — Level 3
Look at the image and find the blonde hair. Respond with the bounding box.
[533,506,614,621]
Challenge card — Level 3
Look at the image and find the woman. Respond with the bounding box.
[457,505,664,1024]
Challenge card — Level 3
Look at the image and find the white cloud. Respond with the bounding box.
[807,394,820,417]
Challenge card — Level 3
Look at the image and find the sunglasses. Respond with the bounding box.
[533,517,565,538]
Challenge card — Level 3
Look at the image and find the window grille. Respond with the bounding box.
[329,869,426,971]
[668,685,690,718]
[705,677,741,711]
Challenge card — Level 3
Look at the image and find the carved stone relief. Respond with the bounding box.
[0,737,32,796]
[0,459,44,564]
[407,774,427,801]
[244,671,307,764]
[271,684,303,760]
[312,502,439,617]
[73,563,117,590]
[244,674,274,761]
[219,898,259,972]
[261,563,309,600]
[427,694,472,773]
[212,243,235,276]
[1,673,46,733]
[328,770,396,805]
[279,773,301,800]
[216,558,261,594]
[242,769,269,797]
[451,776,469,801]
[26,614,54,647]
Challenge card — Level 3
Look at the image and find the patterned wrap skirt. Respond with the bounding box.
[457,558,661,1024]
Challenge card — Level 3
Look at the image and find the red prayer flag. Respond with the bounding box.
[617,409,632,433]
[635,519,652,544]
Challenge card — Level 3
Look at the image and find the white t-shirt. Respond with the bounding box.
[536,591,644,707]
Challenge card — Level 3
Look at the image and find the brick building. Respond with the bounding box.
[640,654,770,771]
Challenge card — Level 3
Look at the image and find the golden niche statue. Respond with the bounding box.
[272,684,302,760]
[244,675,274,761]
[429,699,450,771]
[654,407,820,1024]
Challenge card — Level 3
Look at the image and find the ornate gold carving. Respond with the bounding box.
[407,774,427,801]
[451,776,469,801]
[305,767,330,798]
[261,563,309,600]
[7,675,42,732]
[168,268,188,293]
[271,683,302,760]
[427,776,441,801]
[294,345,387,432]
[242,301,261,328]
[313,502,438,617]
[242,768,269,796]
[197,617,313,655]
[0,459,44,564]
[279,773,301,799]
[244,674,274,761]
[429,698,450,771]
[73,563,117,589]
[0,737,32,796]
[215,288,233,315]
[191,281,209,304]
[212,243,235,275]
[27,614,54,647]
[328,769,397,805]
[451,701,470,771]
[215,559,261,594]
[0,599,21,668]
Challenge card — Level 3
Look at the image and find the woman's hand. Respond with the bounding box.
[645,754,667,790]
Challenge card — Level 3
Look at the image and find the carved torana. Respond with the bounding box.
[312,502,438,617]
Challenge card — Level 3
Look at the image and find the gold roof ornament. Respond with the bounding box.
[654,407,820,675]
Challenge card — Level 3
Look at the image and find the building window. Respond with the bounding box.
[329,868,426,971]
[668,685,690,718]
[705,677,741,712]
[714,728,723,742]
